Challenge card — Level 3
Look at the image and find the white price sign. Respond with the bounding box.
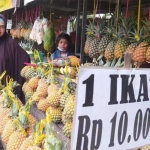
[71,67,150,150]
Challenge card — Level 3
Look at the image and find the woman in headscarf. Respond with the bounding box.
[0,14,30,104]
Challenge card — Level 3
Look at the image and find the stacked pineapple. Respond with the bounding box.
[83,14,150,68]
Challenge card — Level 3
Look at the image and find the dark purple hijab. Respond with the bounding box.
[0,14,30,104]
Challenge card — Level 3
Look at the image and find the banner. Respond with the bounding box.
[24,0,34,5]
[0,0,20,12]
[72,67,150,150]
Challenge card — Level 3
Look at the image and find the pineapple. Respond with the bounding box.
[63,122,73,138]
[141,145,150,150]
[7,130,27,150]
[19,136,33,150]
[114,38,128,59]
[98,34,111,55]
[84,36,95,55]
[89,19,106,59]
[114,16,137,66]
[0,107,10,121]
[22,82,28,92]
[20,66,31,78]
[28,114,36,125]
[0,115,10,134]
[132,42,148,65]
[62,112,67,124]
[28,76,39,90]
[146,46,150,62]
[36,79,48,98]
[60,92,71,109]
[24,67,36,80]
[63,96,75,121]
[68,56,80,67]
[1,119,16,144]
[22,82,33,95]
[47,106,62,123]
[47,83,59,95]
[104,41,115,66]
[89,38,100,58]
[47,91,61,107]
[84,21,96,55]
[37,98,50,112]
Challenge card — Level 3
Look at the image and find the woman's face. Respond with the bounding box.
[0,22,5,37]
[58,38,68,50]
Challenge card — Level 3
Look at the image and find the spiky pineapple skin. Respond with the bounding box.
[24,67,36,80]
[20,66,31,78]
[63,97,75,121]
[7,131,26,150]
[84,36,95,55]
[47,84,59,95]
[1,120,15,144]
[141,145,150,150]
[47,106,62,123]
[37,98,50,112]
[105,41,115,61]
[133,42,148,64]
[19,137,33,150]
[28,77,39,90]
[0,115,10,134]
[68,56,80,67]
[146,46,150,62]
[89,38,100,58]
[63,122,73,138]
[36,80,48,98]
[47,92,61,107]
[98,35,111,55]
[60,92,70,109]
[114,38,128,58]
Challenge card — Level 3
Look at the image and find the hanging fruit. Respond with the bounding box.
[43,25,55,52]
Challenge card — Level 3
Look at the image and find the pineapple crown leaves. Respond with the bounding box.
[142,17,150,33]
[13,118,27,136]
[17,100,33,129]
[44,134,64,150]
[86,21,95,36]
[2,91,12,108]
[9,95,20,118]
[118,16,137,39]
[32,121,47,146]
[129,27,148,43]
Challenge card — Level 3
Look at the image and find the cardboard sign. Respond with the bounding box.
[24,0,34,5]
[0,0,20,12]
[71,67,150,150]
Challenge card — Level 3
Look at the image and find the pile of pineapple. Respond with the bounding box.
[84,15,150,68]
[0,57,80,149]
[20,55,80,140]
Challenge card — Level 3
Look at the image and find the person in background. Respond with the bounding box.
[0,14,30,104]
[51,32,74,59]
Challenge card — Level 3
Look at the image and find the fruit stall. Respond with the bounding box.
[1,0,150,149]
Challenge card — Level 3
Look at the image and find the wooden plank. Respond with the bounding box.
[124,52,131,68]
